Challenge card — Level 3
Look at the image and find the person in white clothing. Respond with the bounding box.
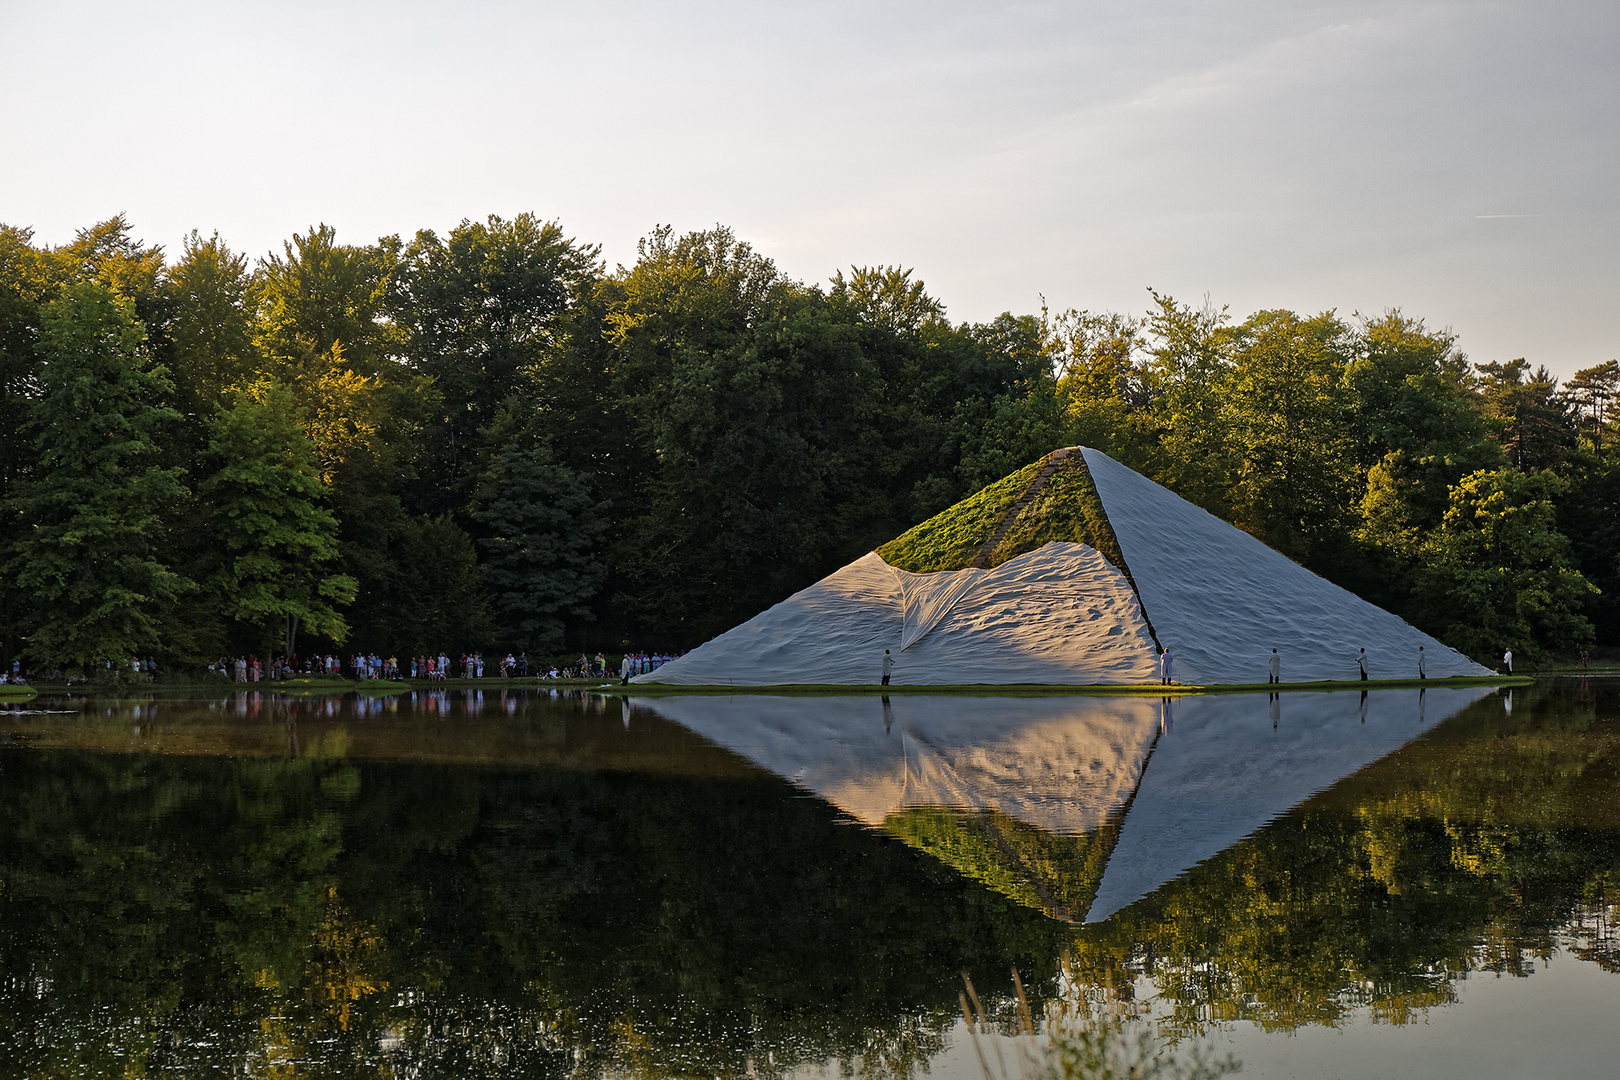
[1503,648,1513,674]
[881,649,894,686]
[1357,648,1368,681]
[1159,647,1173,685]
[620,654,634,685]
[1268,649,1280,684]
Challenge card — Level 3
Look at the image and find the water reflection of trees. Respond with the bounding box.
[2,684,1619,1077]
[0,726,1067,1079]
[1060,683,1620,1036]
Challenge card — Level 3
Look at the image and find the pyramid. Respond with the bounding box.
[634,447,1492,686]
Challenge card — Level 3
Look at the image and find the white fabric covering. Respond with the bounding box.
[634,542,1161,685]
[897,566,983,651]
[1083,686,1491,922]
[1080,447,1492,684]
[632,693,1163,836]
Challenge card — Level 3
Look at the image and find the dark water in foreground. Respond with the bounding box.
[1,682,1617,1078]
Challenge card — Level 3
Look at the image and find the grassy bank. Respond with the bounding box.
[608,674,1532,697]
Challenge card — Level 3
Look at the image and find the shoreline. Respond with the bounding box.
[0,673,1545,702]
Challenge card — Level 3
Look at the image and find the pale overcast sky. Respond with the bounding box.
[2,0,1615,374]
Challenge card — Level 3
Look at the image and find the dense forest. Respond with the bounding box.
[1,214,1616,674]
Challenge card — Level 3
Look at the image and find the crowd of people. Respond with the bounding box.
[199,649,686,684]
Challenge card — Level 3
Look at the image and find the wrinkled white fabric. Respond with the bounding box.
[1081,447,1493,684]
[632,693,1163,836]
[896,567,984,651]
[634,542,1162,685]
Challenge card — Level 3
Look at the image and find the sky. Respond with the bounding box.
[1,0,1615,375]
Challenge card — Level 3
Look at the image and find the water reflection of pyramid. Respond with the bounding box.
[636,448,1490,686]
[635,688,1492,921]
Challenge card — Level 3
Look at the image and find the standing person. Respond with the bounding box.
[1503,648,1513,674]
[1357,648,1368,681]
[1418,645,1426,680]
[881,649,894,686]
[1159,647,1173,686]
[1268,649,1280,685]
[620,653,634,685]
[594,651,606,677]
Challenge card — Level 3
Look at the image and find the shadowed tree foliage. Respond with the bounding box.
[6,281,189,669]
[392,214,601,516]
[203,381,357,655]
[475,434,605,652]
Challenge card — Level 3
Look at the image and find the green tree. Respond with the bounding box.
[6,281,189,668]
[1476,358,1575,471]
[1224,309,1354,559]
[954,312,1066,491]
[1413,468,1596,659]
[161,230,258,413]
[1557,459,1620,646]
[1138,291,1235,516]
[474,436,604,652]
[1565,360,1619,460]
[202,382,356,654]
[391,214,600,515]
[605,229,886,641]
[252,224,398,379]
[1344,313,1498,531]
[355,514,491,654]
[1049,308,1147,458]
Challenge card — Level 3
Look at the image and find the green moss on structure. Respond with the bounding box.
[986,455,1127,571]
[883,805,1119,922]
[876,460,1043,572]
[876,450,1132,576]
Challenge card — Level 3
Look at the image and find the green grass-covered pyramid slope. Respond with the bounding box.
[882,805,1123,923]
[877,448,1128,574]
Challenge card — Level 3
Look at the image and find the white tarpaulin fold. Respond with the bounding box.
[896,566,984,651]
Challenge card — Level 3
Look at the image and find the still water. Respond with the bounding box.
[1,682,1616,1078]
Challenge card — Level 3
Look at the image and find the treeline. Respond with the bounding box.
[1,214,1616,673]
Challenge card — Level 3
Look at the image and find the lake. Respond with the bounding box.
[2,681,1616,1078]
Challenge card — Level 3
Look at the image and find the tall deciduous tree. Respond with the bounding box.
[202,382,356,654]
[1345,313,1499,530]
[474,437,604,652]
[8,282,189,668]
[162,230,257,413]
[1139,290,1235,516]
[1414,467,1595,659]
[1224,309,1354,558]
[392,214,600,514]
[253,224,398,379]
